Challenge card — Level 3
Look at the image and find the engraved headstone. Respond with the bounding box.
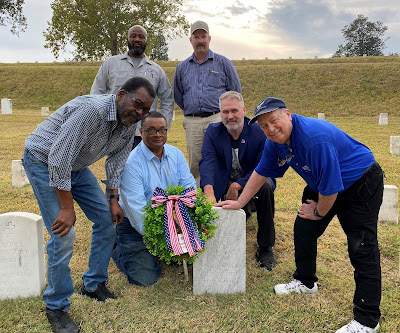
[379,113,388,125]
[318,113,325,120]
[12,160,30,187]
[0,212,45,300]
[193,207,246,294]
[41,107,49,116]
[1,98,12,115]
[378,185,398,224]
[390,136,400,156]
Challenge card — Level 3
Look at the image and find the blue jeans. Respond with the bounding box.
[22,149,116,311]
[112,217,161,286]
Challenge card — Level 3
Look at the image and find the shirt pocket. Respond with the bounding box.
[207,69,224,88]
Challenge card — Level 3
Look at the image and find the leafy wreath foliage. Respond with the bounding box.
[143,185,218,264]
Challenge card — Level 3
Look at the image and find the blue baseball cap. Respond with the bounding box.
[249,97,286,124]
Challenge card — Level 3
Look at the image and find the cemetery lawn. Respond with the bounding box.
[0,57,399,332]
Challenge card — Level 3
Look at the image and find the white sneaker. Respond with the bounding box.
[336,320,379,333]
[274,279,318,295]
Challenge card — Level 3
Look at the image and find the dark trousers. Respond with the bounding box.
[240,181,276,250]
[293,162,383,328]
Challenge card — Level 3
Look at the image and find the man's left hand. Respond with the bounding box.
[226,182,242,200]
[110,200,124,225]
[298,199,318,220]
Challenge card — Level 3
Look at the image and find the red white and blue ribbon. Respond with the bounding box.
[151,186,205,257]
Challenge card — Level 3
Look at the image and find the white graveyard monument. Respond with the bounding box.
[379,113,388,125]
[12,160,30,187]
[378,185,398,224]
[1,98,12,115]
[41,107,50,116]
[193,207,246,295]
[390,136,400,156]
[0,212,45,300]
[318,113,325,120]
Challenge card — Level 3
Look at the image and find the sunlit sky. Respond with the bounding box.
[0,0,399,63]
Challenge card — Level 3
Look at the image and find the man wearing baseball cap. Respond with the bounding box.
[173,20,241,187]
[217,97,384,333]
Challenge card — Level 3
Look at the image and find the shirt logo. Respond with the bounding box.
[302,165,311,172]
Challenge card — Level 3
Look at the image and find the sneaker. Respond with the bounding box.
[45,307,80,333]
[256,248,277,271]
[336,320,379,333]
[78,281,117,302]
[274,279,318,295]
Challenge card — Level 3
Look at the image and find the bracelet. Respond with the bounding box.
[109,194,119,201]
[313,207,324,220]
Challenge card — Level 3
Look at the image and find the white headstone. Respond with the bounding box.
[193,207,246,294]
[12,160,30,187]
[378,185,398,224]
[379,113,388,125]
[41,107,49,116]
[390,136,400,156]
[318,113,325,120]
[0,212,45,300]
[1,98,12,115]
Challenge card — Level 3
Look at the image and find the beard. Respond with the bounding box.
[128,41,147,56]
[223,119,244,131]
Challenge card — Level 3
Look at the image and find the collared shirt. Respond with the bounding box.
[25,94,136,191]
[255,114,374,195]
[119,142,196,235]
[173,49,242,115]
[91,52,174,133]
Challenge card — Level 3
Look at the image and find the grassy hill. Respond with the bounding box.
[1,56,399,117]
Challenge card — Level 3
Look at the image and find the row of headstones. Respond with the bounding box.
[318,113,400,156]
[1,99,50,116]
[0,208,245,300]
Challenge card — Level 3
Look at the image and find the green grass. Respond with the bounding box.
[0,57,400,332]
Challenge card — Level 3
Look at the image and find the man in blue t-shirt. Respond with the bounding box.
[216,97,384,333]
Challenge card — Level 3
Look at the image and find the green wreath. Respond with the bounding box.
[143,185,219,264]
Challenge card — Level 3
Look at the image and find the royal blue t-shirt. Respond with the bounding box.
[255,114,374,195]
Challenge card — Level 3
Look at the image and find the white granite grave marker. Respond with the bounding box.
[378,185,398,224]
[12,160,30,187]
[318,113,325,120]
[193,207,246,294]
[390,136,400,156]
[379,113,388,125]
[0,212,45,300]
[41,107,49,116]
[1,98,12,115]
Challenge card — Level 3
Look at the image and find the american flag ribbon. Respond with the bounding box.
[151,186,205,257]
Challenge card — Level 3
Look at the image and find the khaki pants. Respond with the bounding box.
[183,112,221,187]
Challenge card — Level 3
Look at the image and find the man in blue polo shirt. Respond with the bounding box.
[216,97,384,333]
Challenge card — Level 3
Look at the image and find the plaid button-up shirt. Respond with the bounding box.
[25,94,137,191]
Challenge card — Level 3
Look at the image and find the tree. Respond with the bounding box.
[151,34,169,61]
[43,0,189,61]
[0,0,27,35]
[333,14,388,57]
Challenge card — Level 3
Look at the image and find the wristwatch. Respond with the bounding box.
[109,194,119,201]
[313,207,324,220]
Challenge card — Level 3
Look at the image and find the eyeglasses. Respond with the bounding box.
[143,128,168,135]
[123,90,149,114]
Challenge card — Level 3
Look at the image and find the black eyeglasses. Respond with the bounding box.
[143,128,168,135]
[123,90,149,114]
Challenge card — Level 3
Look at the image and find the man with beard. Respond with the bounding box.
[199,91,277,270]
[23,77,155,333]
[174,20,241,187]
[91,25,173,148]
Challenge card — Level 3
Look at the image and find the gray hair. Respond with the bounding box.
[219,91,244,110]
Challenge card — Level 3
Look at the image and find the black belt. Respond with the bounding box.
[186,111,220,118]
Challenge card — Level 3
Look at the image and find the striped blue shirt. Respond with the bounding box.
[25,94,137,191]
[173,49,242,115]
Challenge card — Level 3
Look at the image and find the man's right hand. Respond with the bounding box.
[214,200,242,210]
[51,207,76,237]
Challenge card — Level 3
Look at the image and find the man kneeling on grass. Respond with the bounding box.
[112,112,196,286]
[216,97,384,333]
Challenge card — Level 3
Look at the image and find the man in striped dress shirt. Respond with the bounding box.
[23,77,155,333]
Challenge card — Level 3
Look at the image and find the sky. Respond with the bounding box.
[0,0,399,63]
